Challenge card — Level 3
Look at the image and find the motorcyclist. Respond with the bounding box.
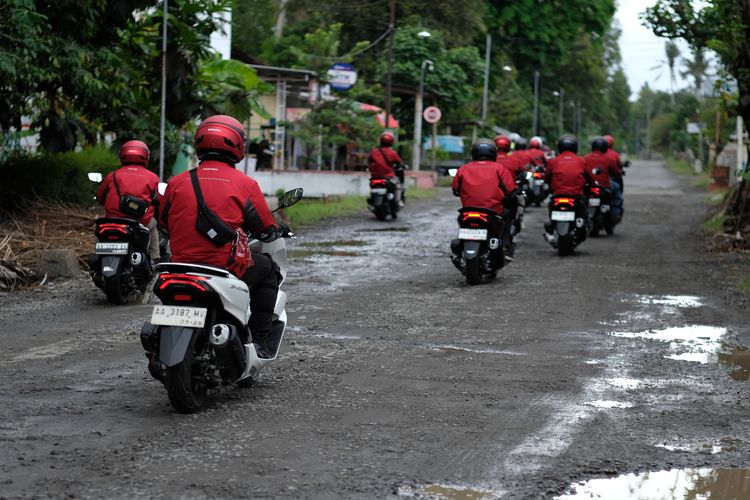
[96,140,160,261]
[495,135,525,242]
[158,115,286,358]
[544,135,594,234]
[452,139,519,261]
[603,134,624,219]
[368,131,406,206]
[583,137,617,189]
[512,136,530,170]
[526,136,547,168]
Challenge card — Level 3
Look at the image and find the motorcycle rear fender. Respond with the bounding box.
[369,194,385,207]
[158,326,195,367]
[100,255,125,278]
[555,221,571,236]
[462,241,482,261]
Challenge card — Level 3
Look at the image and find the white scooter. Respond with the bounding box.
[139,188,302,413]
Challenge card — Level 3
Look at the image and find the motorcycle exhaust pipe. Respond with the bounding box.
[210,324,247,381]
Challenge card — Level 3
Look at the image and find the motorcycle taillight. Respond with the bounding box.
[370,179,387,188]
[591,187,601,195]
[96,223,131,241]
[553,198,575,207]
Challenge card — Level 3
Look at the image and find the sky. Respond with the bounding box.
[615,0,694,100]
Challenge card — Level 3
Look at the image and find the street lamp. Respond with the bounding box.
[417,31,431,39]
[413,59,434,171]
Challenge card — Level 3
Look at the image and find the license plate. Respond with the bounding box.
[458,228,488,241]
[95,242,129,255]
[589,198,601,207]
[370,188,387,195]
[151,305,207,328]
[535,179,544,186]
[551,211,575,221]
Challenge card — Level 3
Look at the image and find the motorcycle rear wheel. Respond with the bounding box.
[374,205,388,221]
[558,237,574,256]
[166,343,208,413]
[466,259,482,286]
[103,274,127,305]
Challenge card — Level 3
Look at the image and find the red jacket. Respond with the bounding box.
[583,151,616,188]
[368,146,402,178]
[605,149,623,176]
[511,150,530,170]
[545,151,592,196]
[96,165,160,224]
[497,152,523,180]
[452,160,515,213]
[159,161,277,272]
[525,147,547,167]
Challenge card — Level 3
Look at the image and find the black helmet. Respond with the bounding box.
[591,137,608,153]
[515,137,528,150]
[471,139,497,161]
[557,134,578,154]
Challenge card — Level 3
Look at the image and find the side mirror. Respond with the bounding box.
[624,160,632,168]
[88,172,103,183]
[157,182,168,196]
[448,168,458,177]
[278,188,303,208]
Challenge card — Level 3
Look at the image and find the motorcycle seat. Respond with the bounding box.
[154,262,233,278]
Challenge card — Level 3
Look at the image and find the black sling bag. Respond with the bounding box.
[112,171,150,219]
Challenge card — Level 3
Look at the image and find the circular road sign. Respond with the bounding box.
[423,106,442,124]
[327,63,358,92]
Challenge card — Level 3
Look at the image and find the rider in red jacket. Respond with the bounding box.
[453,139,518,260]
[159,115,286,358]
[526,137,547,168]
[368,132,406,205]
[545,135,593,196]
[583,137,617,188]
[96,140,160,260]
[603,134,624,219]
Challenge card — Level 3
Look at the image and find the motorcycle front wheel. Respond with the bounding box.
[166,340,208,413]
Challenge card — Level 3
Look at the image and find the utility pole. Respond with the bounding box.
[384,0,396,129]
[558,88,564,138]
[645,97,652,160]
[158,0,168,181]
[532,71,540,136]
[481,34,491,126]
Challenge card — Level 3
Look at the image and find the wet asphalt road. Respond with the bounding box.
[1,161,750,499]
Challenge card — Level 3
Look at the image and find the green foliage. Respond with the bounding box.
[0,145,120,208]
[282,195,366,227]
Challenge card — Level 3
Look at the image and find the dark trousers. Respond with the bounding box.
[240,253,280,345]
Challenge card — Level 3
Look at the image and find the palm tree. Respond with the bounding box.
[681,47,710,100]
[650,41,680,105]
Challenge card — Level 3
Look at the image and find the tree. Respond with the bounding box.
[681,46,710,100]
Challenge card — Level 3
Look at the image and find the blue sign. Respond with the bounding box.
[327,63,358,91]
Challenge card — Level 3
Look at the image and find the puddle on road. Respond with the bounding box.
[632,294,704,308]
[556,468,750,499]
[612,325,727,364]
[399,484,499,499]
[288,249,362,259]
[431,344,527,356]
[606,378,641,389]
[656,442,727,454]
[586,400,634,409]
[718,345,750,381]
[357,226,410,232]
[298,239,367,247]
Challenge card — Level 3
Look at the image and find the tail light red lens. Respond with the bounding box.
[591,187,601,195]
[96,223,129,235]
[462,212,489,222]
[533,172,543,178]
[158,273,209,292]
[371,179,387,187]
[554,198,574,206]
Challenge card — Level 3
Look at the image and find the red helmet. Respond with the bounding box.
[380,132,395,147]
[118,140,150,166]
[194,115,247,164]
[603,134,615,147]
[494,135,511,152]
[529,137,541,148]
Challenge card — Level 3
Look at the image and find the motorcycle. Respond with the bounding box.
[544,195,588,256]
[587,184,616,236]
[529,166,550,207]
[518,171,535,208]
[139,188,303,413]
[87,172,167,304]
[89,217,153,304]
[367,165,406,221]
[450,207,506,285]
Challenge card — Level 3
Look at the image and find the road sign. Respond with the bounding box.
[423,106,442,124]
[687,122,706,134]
[327,63,357,91]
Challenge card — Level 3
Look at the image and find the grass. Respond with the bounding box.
[436,175,454,187]
[742,275,750,294]
[280,187,439,227]
[703,214,725,233]
[664,157,711,188]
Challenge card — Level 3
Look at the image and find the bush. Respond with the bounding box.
[0,145,122,209]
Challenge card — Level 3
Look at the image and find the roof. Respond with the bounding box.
[248,64,317,82]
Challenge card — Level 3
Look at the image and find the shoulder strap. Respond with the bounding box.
[189,169,208,212]
[111,171,121,196]
[377,147,390,166]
